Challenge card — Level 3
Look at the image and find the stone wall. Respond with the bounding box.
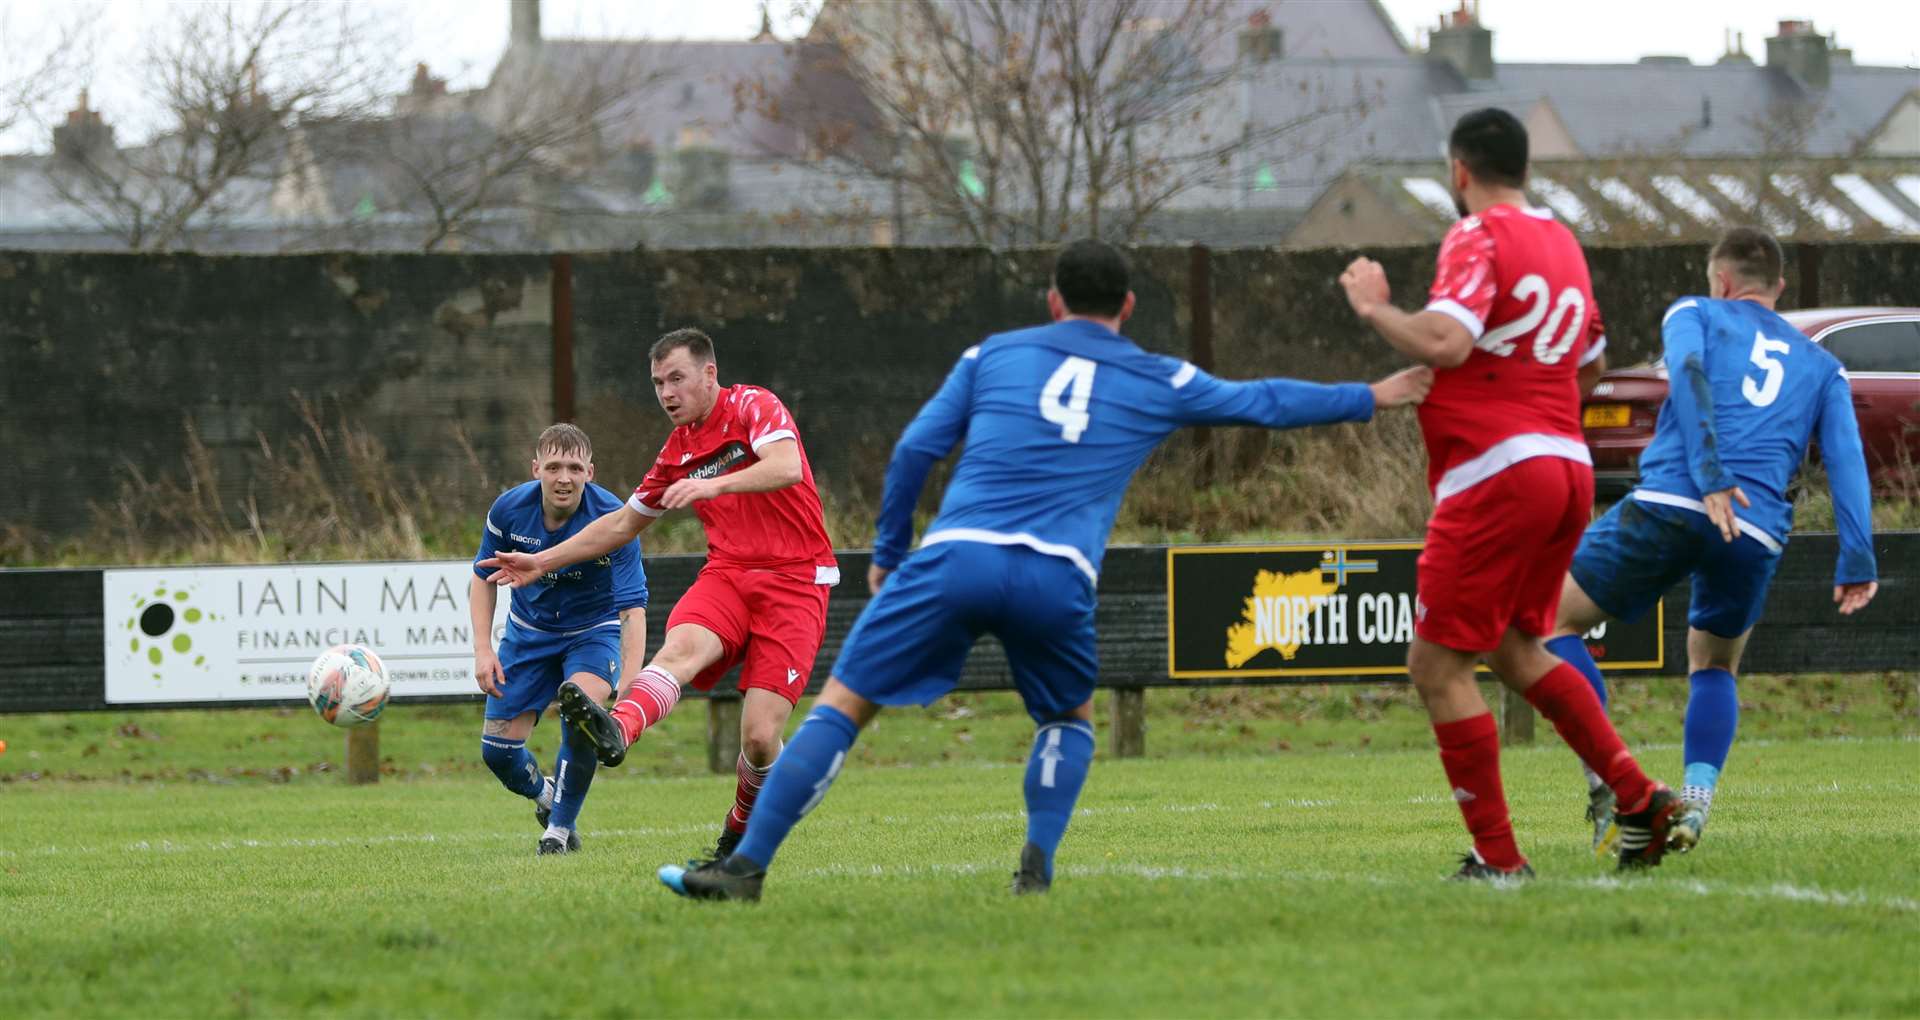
[3,242,1911,540]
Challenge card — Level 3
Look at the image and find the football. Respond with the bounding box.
[305,643,391,728]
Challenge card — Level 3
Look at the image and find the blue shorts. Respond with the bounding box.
[834,541,1097,723]
[1570,494,1784,639]
[487,621,622,721]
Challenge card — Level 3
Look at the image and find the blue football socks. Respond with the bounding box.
[734,705,860,870]
[1023,720,1096,881]
[548,724,598,832]
[1545,633,1608,708]
[1683,668,1739,806]
[481,734,545,800]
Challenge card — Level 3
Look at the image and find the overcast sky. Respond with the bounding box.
[4,0,1916,154]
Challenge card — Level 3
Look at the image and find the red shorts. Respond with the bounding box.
[665,565,832,705]
[1416,456,1594,653]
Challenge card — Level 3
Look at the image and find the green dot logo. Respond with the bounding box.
[124,581,216,684]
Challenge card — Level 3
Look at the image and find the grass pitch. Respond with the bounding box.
[2,679,1916,1018]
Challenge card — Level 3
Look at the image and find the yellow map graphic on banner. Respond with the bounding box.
[1223,568,1341,668]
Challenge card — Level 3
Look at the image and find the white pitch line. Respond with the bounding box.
[781,860,1920,913]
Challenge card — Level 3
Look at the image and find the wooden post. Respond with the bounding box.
[1500,685,1535,746]
[707,694,743,774]
[345,722,380,784]
[1111,687,1146,758]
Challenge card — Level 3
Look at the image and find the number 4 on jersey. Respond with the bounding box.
[1040,356,1098,442]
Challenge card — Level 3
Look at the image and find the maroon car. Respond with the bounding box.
[1583,307,1920,499]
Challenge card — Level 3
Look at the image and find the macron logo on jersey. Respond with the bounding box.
[511,533,543,547]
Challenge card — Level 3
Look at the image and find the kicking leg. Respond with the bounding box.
[557,624,723,767]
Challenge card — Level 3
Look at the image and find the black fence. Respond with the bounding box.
[3,533,1913,716]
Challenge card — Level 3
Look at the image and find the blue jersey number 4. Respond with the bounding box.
[1040,356,1098,442]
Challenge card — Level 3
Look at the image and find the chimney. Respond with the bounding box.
[1428,1,1494,82]
[511,0,541,49]
[410,63,448,97]
[53,89,115,161]
[1717,28,1754,65]
[1766,18,1830,89]
[1237,9,1283,65]
[752,1,777,43]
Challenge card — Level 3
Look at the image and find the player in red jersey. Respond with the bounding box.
[1339,108,1678,878]
[481,328,838,862]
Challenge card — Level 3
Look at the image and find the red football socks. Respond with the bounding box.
[724,749,777,835]
[610,666,682,746]
[1523,663,1656,811]
[1433,713,1526,872]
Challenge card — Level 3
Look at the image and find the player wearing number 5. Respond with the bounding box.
[657,238,1434,902]
[1342,108,1679,878]
[1547,227,1877,856]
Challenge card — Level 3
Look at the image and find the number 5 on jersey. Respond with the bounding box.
[1041,356,1098,442]
[1742,331,1791,407]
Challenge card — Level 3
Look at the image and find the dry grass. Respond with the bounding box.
[1793,448,1920,533]
[8,407,1910,569]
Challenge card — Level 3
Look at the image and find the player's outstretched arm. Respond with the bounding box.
[1816,369,1878,611]
[479,504,649,588]
[1341,257,1475,368]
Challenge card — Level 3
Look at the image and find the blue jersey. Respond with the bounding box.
[874,319,1376,581]
[1635,297,1876,584]
[473,481,649,632]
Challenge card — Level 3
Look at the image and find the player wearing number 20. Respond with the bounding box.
[1342,108,1678,879]
[1548,227,1877,856]
[657,238,1434,902]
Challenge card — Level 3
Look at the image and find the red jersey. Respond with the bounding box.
[627,385,840,584]
[1418,204,1607,502]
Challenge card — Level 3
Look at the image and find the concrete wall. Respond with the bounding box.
[3,242,1913,540]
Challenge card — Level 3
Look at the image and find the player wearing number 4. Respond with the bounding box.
[483,329,839,867]
[1548,227,1877,856]
[1342,108,1680,878]
[656,238,1434,903]
[469,424,649,856]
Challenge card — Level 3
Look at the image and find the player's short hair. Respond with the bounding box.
[1709,226,1784,287]
[651,327,715,365]
[1448,108,1528,189]
[1052,238,1130,318]
[534,423,592,462]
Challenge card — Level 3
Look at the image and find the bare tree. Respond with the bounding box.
[42,2,393,250]
[743,0,1372,247]
[0,5,90,145]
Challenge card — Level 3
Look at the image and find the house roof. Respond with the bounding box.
[1291,155,1920,246]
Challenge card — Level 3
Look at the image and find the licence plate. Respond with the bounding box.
[1583,404,1631,428]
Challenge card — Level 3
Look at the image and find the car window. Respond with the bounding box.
[1820,320,1920,373]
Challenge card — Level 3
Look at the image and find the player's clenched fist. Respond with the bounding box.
[1340,257,1391,319]
[1369,366,1434,408]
